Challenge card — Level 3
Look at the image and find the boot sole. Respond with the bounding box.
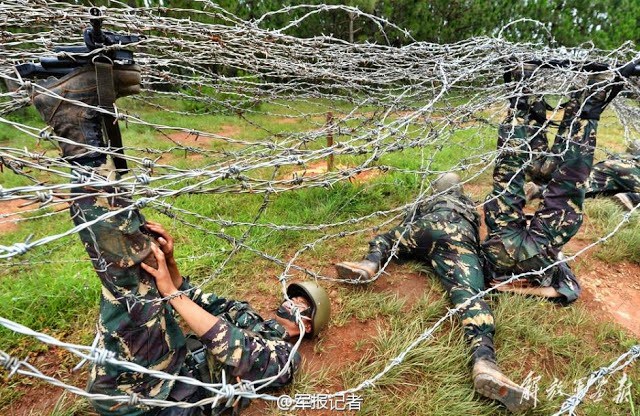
[335,263,371,281]
[474,373,535,413]
[614,194,635,211]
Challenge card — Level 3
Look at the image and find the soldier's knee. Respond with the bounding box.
[481,237,517,272]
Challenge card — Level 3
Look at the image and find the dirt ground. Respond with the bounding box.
[286,161,383,184]
[165,125,243,146]
[569,242,640,337]
[0,199,32,233]
[2,359,88,416]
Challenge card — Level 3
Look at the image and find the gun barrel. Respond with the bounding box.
[39,57,87,69]
[13,6,140,81]
[15,63,76,78]
[54,46,91,54]
[525,59,609,72]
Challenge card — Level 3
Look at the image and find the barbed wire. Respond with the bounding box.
[1,1,639,414]
[0,316,299,408]
[553,343,640,416]
[1,199,638,411]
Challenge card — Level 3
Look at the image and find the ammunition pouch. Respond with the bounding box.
[185,334,211,385]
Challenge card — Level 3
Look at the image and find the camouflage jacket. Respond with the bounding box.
[417,192,480,230]
[88,274,269,415]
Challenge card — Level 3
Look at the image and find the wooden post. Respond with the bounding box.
[327,112,334,172]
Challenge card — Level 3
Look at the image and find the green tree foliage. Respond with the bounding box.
[490,0,640,49]
[61,0,639,47]
[375,0,639,47]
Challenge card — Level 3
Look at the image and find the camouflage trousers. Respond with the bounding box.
[71,187,298,416]
[525,97,582,185]
[482,109,595,299]
[366,209,496,362]
[586,157,640,200]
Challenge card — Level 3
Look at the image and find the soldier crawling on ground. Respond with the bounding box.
[335,172,536,413]
[334,64,624,413]
[28,61,330,416]
[524,139,640,211]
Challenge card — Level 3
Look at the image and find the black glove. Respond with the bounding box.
[579,73,621,120]
[618,60,640,78]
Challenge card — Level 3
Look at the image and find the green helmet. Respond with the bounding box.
[287,282,331,339]
[433,172,462,194]
[627,140,640,156]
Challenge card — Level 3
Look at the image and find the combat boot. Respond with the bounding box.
[472,359,535,413]
[524,182,543,202]
[614,193,640,211]
[334,260,378,281]
[508,63,543,121]
[31,64,141,167]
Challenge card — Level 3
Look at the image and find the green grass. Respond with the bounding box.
[583,198,640,263]
[1,98,639,416]
[336,290,640,416]
[50,393,95,416]
[333,287,406,326]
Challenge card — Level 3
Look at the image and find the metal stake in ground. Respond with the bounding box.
[327,112,334,172]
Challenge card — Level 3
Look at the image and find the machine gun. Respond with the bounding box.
[15,7,145,79]
[13,7,145,173]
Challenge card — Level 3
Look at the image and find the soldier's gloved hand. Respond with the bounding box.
[618,60,640,78]
[579,73,619,120]
[507,63,544,120]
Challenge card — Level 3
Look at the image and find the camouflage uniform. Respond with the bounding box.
[532,153,640,207]
[71,190,300,416]
[586,156,640,205]
[366,193,496,362]
[520,98,552,184]
[30,63,300,415]
[481,96,589,304]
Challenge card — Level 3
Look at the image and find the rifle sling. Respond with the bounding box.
[95,61,128,172]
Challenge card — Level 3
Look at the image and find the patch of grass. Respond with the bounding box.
[51,392,96,416]
[0,381,24,409]
[583,198,640,263]
[0,221,99,351]
[631,390,639,416]
[333,287,406,326]
[336,284,639,416]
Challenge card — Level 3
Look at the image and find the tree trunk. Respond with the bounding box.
[349,12,355,43]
